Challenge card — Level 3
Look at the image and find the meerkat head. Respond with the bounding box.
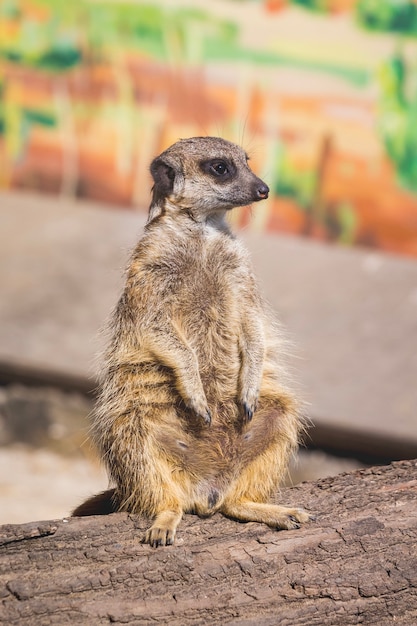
[148,137,269,223]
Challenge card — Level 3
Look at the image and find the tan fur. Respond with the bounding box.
[72,137,311,546]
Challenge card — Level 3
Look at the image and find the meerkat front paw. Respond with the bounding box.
[241,389,259,423]
[199,407,212,425]
[187,396,212,425]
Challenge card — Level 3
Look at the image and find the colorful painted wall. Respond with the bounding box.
[1,0,417,256]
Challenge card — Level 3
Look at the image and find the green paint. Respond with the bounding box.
[0,0,369,86]
[356,0,417,36]
[274,150,316,209]
[378,53,417,192]
[337,203,357,245]
[289,0,330,12]
[22,109,56,128]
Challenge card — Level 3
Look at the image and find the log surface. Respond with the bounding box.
[1,460,417,625]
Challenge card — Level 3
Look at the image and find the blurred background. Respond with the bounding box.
[1,0,417,524]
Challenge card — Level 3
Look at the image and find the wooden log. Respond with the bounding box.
[1,459,416,625]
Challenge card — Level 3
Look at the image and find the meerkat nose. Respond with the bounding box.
[256,183,269,200]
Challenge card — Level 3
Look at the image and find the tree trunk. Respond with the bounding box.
[1,460,416,625]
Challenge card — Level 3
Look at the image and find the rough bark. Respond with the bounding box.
[1,460,416,626]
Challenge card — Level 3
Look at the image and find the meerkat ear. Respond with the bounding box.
[148,157,176,223]
[150,157,176,197]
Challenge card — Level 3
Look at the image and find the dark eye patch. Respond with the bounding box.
[199,158,236,182]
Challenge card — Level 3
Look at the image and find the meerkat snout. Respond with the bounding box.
[256,182,269,200]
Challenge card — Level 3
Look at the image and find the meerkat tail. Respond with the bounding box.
[72,488,117,517]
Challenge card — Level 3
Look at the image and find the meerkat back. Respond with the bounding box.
[73,137,311,546]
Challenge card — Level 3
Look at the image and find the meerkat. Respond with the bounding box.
[73,136,311,546]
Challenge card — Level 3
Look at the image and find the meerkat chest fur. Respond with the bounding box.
[128,217,261,402]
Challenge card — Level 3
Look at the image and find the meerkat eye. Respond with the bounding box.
[200,158,235,180]
[210,161,228,176]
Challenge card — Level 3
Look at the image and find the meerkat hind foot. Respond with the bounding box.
[222,502,312,531]
[144,510,183,548]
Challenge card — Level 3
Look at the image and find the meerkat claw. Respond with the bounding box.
[243,402,253,422]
